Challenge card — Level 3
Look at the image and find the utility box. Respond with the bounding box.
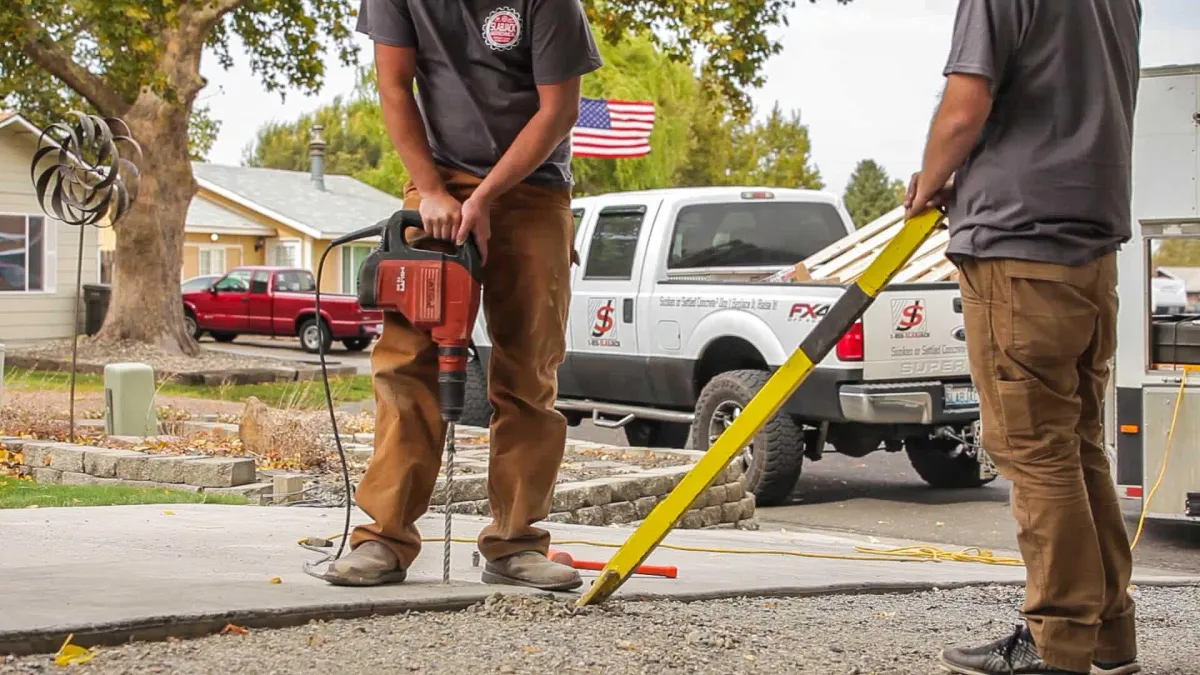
[104,362,158,437]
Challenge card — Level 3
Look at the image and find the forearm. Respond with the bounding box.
[473,110,576,203]
[379,86,448,197]
[918,104,987,193]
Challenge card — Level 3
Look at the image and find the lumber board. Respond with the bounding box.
[810,221,904,279]
[803,207,904,269]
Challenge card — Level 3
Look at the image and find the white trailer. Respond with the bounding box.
[1110,63,1200,522]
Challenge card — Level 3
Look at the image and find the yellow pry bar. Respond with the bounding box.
[576,208,947,607]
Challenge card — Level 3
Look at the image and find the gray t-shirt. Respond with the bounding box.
[356,0,603,187]
[943,0,1142,265]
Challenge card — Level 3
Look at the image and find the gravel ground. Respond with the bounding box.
[5,585,1197,674]
[9,338,296,374]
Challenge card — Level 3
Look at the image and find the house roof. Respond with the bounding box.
[0,111,15,126]
[192,163,404,240]
[186,194,276,237]
[1156,266,1200,292]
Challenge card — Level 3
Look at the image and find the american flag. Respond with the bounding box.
[571,97,656,159]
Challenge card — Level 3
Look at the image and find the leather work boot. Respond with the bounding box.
[323,541,408,587]
[1092,661,1141,675]
[939,624,1086,674]
[481,551,583,591]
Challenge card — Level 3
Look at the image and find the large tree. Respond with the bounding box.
[842,158,904,227]
[2,0,848,354]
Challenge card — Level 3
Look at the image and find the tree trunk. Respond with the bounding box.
[93,98,200,356]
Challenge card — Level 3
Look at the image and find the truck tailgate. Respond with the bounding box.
[861,284,971,383]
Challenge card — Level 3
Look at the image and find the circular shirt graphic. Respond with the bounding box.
[482,7,521,50]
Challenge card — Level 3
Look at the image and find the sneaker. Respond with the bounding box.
[940,624,1087,674]
[1092,661,1140,675]
[323,541,408,587]
[482,551,583,591]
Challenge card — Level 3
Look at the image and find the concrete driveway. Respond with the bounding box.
[200,336,374,375]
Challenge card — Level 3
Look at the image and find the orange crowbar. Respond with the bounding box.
[549,548,677,579]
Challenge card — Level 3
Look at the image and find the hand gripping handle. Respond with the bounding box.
[383,209,485,284]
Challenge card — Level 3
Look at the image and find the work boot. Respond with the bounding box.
[323,541,407,587]
[481,551,583,591]
[1092,661,1141,675]
[940,624,1087,674]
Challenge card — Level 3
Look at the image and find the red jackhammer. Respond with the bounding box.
[304,209,484,584]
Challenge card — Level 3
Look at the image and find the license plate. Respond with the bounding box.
[944,383,979,408]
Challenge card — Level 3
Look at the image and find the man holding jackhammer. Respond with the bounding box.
[325,0,602,590]
[906,1,1142,674]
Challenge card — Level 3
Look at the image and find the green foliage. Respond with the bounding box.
[247,35,824,198]
[188,105,222,161]
[0,476,247,508]
[1153,240,1200,268]
[843,158,904,227]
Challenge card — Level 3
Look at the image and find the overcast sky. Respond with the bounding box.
[199,0,1200,196]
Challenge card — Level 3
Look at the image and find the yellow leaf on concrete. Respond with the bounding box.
[269,577,282,584]
[162,510,175,515]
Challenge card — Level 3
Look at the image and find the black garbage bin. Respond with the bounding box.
[82,283,112,336]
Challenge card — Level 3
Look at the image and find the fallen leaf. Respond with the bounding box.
[935,521,945,527]
[522,647,542,654]
[269,577,282,584]
[26,504,39,509]
[162,510,175,515]
[221,624,249,636]
[54,634,96,667]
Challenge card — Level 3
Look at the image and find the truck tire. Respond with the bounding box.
[905,436,997,489]
[343,337,372,352]
[459,354,493,428]
[691,369,804,507]
[299,318,332,354]
[184,312,202,340]
[624,420,691,449]
[211,332,237,343]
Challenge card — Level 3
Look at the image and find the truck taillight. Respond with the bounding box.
[836,321,864,362]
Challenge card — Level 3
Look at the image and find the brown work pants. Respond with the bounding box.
[350,166,575,567]
[958,254,1136,672]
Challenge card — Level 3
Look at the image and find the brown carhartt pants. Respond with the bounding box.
[350,166,575,567]
[958,254,1137,672]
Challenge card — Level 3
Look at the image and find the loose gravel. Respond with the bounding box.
[5,585,1197,674]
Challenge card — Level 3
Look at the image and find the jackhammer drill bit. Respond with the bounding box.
[442,421,456,584]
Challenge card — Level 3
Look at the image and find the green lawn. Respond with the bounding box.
[3,367,374,409]
[0,476,247,508]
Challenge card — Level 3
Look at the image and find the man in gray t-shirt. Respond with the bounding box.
[329,0,602,592]
[905,1,1142,674]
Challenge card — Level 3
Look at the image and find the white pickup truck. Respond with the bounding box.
[465,187,993,505]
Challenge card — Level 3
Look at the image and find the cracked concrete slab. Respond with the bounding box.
[2,504,1195,656]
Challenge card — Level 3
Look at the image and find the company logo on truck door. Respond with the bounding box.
[589,298,621,347]
[890,299,930,338]
[788,302,830,322]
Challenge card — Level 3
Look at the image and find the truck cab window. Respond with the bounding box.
[250,271,270,294]
[584,208,645,279]
[668,201,848,269]
[213,270,251,292]
[275,271,316,293]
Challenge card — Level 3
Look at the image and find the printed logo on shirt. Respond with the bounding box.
[482,7,522,51]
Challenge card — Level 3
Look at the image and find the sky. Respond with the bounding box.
[199,0,1200,196]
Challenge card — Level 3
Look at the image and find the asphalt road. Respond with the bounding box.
[205,337,1200,574]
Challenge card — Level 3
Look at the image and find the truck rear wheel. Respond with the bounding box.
[905,436,996,489]
[459,352,493,428]
[691,369,804,507]
[624,420,690,449]
[299,318,332,354]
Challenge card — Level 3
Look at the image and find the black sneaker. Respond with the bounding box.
[1091,661,1140,675]
[939,624,1087,674]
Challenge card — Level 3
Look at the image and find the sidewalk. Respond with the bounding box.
[3,504,1195,656]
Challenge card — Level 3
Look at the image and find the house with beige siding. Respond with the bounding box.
[0,112,99,345]
[98,126,405,296]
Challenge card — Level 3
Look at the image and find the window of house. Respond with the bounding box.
[269,240,301,267]
[198,246,227,276]
[583,207,645,280]
[249,270,270,294]
[340,244,374,294]
[275,270,316,293]
[667,201,849,269]
[0,215,46,293]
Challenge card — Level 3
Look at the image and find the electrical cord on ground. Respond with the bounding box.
[1129,368,1190,551]
[300,244,355,581]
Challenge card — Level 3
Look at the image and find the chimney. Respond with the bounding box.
[309,124,327,191]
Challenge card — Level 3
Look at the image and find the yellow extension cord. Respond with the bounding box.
[306,373,1186,571]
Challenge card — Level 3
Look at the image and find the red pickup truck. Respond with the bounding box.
[182,266,384,353]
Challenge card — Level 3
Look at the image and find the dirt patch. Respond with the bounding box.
[7,338,297,376]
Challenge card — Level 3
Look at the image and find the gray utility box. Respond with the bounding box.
[1142,385,1200,519]
[104,362,158,437]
